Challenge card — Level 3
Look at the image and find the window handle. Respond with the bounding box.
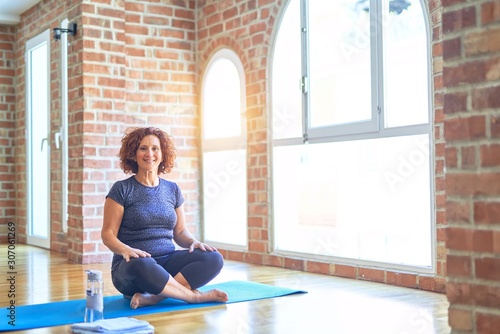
[300,76,308,94]
[41,138,48,152]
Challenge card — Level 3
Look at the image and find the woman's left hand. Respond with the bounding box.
[189,240,217,253]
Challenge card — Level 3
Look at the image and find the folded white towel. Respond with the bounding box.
[72,325,154,334]
[71,317,154,333]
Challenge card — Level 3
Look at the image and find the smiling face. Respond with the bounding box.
[135,135,163,173]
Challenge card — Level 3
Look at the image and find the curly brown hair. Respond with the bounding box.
[118,127,177,174]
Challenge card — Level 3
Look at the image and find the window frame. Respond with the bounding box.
[200,48,248,250]
[25,29,52,249]
[201,48,247,152]
[301,0,381,142]
[270,0,436,274]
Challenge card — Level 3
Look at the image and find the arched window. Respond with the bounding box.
[272,0,433,271]
[201,49,247,248]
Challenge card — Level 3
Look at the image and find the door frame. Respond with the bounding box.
[25,29,51,249]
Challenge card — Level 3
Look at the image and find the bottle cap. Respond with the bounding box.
[86,270,102,281]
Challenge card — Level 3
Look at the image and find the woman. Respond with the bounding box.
[101,127,228,309]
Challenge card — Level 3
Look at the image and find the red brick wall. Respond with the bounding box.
[196,0,447,292]
[12,0,81,252]
[431,0,448,292]
[74,0,199,263]
[0,0,453,294]
[6,0,199,263]
[0,26,16,243]
[443,0,500,332]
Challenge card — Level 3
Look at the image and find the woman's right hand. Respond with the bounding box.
[120,245,151,262]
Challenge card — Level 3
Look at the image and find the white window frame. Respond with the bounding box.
[271,0,436,274]
[300,0,380,142]
[201,48,248,250]
[26,29,51,249]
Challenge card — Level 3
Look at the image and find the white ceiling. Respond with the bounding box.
[0,0,42,25]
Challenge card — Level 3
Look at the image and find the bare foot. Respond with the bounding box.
[130,288,228,308]
[130,292,166,309]
[193,289,228,303]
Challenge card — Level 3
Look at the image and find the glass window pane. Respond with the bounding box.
[273,134,432,267]
[383,0,429,127]
[272,0,302,140]
[308,0,372,128]
[203,59,241,139]
[203,150,247,246]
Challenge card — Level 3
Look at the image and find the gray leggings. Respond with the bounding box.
[111,249,224,296]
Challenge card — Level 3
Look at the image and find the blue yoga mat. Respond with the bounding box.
[1,280,306,332]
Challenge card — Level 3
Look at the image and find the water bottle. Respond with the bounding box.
[84,270,104,322]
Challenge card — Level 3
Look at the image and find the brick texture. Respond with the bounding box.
[431,0,448,295]
[7,0,198,263]
[0,26,15,243]
[195,0,448,294]
[443,0,500,331]
[1,0,447,295]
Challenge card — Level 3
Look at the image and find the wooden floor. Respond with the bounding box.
[0,245,450,333]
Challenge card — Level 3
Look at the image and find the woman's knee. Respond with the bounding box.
[122,257,157,274]
[196,250,224,273]
[209,251,224,271]
[182,251,224,289]
[116,257,170,295]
